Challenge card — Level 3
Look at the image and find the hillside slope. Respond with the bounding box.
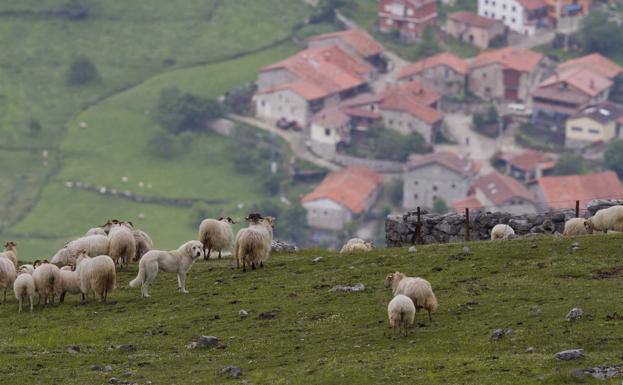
[2,234,623,384]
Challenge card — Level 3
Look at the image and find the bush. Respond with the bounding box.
[577,12,623,55]
[605,140,623,178]
[366,127,430,161]
[66,56,99,86]
[29,118,42,136]
[552,155,588,176]
[263,173,282,195]
[147,132,184,159]
[156,87,223,134]
[432,197,450,214]
[223,83,256,116]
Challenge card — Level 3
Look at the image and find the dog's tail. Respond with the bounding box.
[129,265,145,288]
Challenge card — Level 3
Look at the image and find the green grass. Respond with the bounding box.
[2,234,623,384]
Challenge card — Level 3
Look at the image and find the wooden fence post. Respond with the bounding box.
[415,206,422,245]
[465,207,470,242]
[575,200,580,218]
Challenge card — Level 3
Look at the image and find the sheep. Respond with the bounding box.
[198,217,235,260]
[233,214,274,272]
[133,229,154,261]
[585,205,623,234]
[85,227,107,237]
[384,272,438,322]
[0,257,16,304]
[13,270,35,312]
[0,241,18,268]
[33,262,62,306]
[59,265,83,303]
[50,235,110,265]
[387,294,416,337]
[340,238,374,253]
[18,264,34,275]
[490,224,515,240]
[108,222,136,268]
[563,218,590,236]
[75,251,116,303]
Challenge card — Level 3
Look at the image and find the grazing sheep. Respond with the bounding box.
[564,218,590,236]
[108,223,136,268]
[33,262,62,306]
[585,205,623,234]
[340,238,374,253]
[198,217,235,260]
[384,272,438,322]
[13,270,35,313]
[18,264,34,275]
[85,227,107,237]
[133,229,154,261]
[50,235,110,265]
[129,240,203,298]
[490,224,515,240]
[59,265,83,303]
[0,258,16,304]
[0,241,18,268]
[75,251,116,303]
[233,214,274,272]
[388,294,416,337]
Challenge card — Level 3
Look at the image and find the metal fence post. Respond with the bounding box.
[465,207,470,242]
[575,200,580,218]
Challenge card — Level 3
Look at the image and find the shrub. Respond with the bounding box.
[66,56,99,86]
[146,132,184,160]
[29,118,42,136]
[432,197,450,214]
[367,127,429,161]
[552,155,588,176]
[156,87,223,134]
[605,140,623,178]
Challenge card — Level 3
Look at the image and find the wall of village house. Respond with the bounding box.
[468,64,505,100]
[254,89,310,126]
[446,20,491,48]
[257,68,296,90]
[403,164,471,210]
[401,66,466,96]
[478,0,530,35]
[565,116,617,148]
[518,64,547,102]
[474,187,538,214]
[303,199,353,231]
[309,121,350,160]
[381,109,434,142]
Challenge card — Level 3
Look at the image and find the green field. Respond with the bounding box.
[2,234,623,384]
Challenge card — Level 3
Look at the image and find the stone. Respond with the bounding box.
[257,311,278,320]
[555,349,586,361]
[221,365,243,377]
[566,307,584,321]
[312,257,323,263]
[526,347,535,353]
[116,344,134,353]
[90,365,103,371]
[490,328,513,341]
[408,246,417,253]
[271,240,298,253]
[239,309,248,319]
[330,283,365,292]
[196,336,219,348]
[462,246,471,255]
[66,345,80,354]
[581,365,623,380]
[104,366,113,372]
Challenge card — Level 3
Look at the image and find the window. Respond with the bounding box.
[512,5,516,11]
[502,4,506,9]
[432,185,438,191]
[502,15,506,20]
[432,194,437,201]
[511,17,516,22]
[572,126,583,132]
[261,100,266,107]
[414,181,419,185]
[324,210,328,215]
[484,11,489,15]
[389,119,394,124]
[482,73,487,79]
[325,128,331,136]
[407,8,414,16]
[485,0,489,4]
[385,5,391,11]
[386,18,394,25]
[588,128,600,135]
[408,22,415,29]
[452,183,456,189]
[414,193,419,199]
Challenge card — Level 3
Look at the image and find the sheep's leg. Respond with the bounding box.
[242,259,246,273]
[218,250,221,259]
[18,297,22,313]
[428,309,432,323]
[251,262,256,270]
[206,247,211,261]
[2,288,6,304]
[60,291,66,304]
[141,282,150,298]
[29,296,33,313]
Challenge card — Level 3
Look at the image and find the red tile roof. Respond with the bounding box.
[447,11,498,29]
[473,171,536,205]
[259,46,373,101]
[308,29,384,58]
[538,171,623,210]
[472,47,544,73]
[452,196,483,212]
[406,151,478,176]
[311,107,350,128]
[302,166,383,213]
[558,53,623,80]
[517,0,548,10]
[378,81,443,124]
[538,67,612,98]
[502,150,556,172]
[398,52,469,80]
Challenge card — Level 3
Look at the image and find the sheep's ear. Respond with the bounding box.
[3,242,8,248]
[43,259,49,264]
[127,221,134,228]
[218,217,224,221]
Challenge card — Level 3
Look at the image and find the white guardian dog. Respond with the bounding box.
[129,240,204,298]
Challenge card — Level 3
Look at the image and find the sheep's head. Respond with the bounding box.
[365,241,375,250]
[33,260,42,268]
[4,241,16,250]
[245,213,264,223]
[384,272,400,289]
[584,218,595,233]
[122,220,134,229]
[101,219,114,233]
[264,216,275,228]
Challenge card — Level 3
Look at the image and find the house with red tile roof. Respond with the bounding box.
[397,52,469,96]
[565,101,623,148]
[307,29,386,71]
[535,171,623,211]
[495,149,556,182]
[452,171,538,214]
[446,11,506,49]
[478,0,549,36]
[468,47,547,101]
[379,0,438,41]
[254,46,375,127]
[558,53,623,80]
[302,166,383,230]
[403,151,479,209]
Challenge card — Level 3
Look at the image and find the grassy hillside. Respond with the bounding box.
[2,234,623,384]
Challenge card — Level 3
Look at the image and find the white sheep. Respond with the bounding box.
[384,271,438,322]
[59,266,82,303]
[75,251,116,303]
[18,264,35,275]
[233,214,274,272]
[1,241,18,268]
[490,224,515,240]
[108,222,136,268]
[13,271,35,312]
[388,294,416,337]
[198,217,235,260]
[50,234,110,265]
[33,262,62,306]
[585,205,623,233]
[85,227,107,237]
[340,238,374,253]
[133,229,154,261]
[0,257,16,304]
[563,218,589,236]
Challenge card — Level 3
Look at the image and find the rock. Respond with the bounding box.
[187,336,219,349]
[116,344,134,353]
[408,246,417,253]
[144,329,153,337]
[490,328,513,341]
[462,246,470,255]
[90,365,103,371]
[587,199,623,216]
[581,365,623,380]
[525,347,535,353]
[330,283,365,292]
[312,257,323,263]
[271,240,298,253]
[257,311,278,320]
[239,309,248,319]
[566,307,584,321]
[221,365,243,378]
[555,349,586,361]
[104,365,113,372]
[66,345,80,354]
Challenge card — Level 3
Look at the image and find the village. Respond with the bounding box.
[232,0,623,247]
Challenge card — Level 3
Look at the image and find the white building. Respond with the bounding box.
[477,0,549,35]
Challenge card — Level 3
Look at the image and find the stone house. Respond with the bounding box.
[397,51,469,96]
[403,151,479,210]
[307,29,386,72]
[378,0,438,41]
[477,0,549,36]
[494,149,556,183]
[445,11,506,49]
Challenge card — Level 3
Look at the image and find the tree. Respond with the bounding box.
[577,12,623,55]
[67,56,99,86]
[156,87,223,134]
[416,26,440,58]
[432,197,450,214]
[552,154,588,176]
[146,132,183,159]
[29,118,41,136]
[605,140,623,178]
[610,75,623,104]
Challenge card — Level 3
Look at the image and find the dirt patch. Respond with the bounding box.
[592,266,623,279]
[257,310,279,320]
[606,313,623,321]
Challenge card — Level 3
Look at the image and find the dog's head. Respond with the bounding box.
[584,218,595,234]
[185,241,204,260]
[4,241,16,250]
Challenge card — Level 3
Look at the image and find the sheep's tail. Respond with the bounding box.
[48,275,55,285]
[426,291,438,312]
[129,266,145,288]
